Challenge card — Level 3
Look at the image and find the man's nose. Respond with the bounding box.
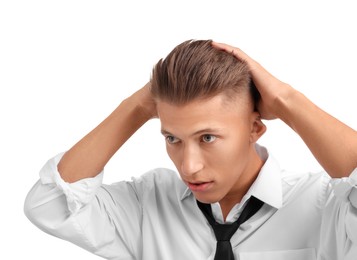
[180,145,204,176]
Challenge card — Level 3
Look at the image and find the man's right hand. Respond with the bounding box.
[58,82,157,183]
[130,82,158,120]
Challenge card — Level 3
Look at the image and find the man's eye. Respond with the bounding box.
[166,136,179,144]
[202,135,216,143]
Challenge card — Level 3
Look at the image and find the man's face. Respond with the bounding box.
[157,94,265,205]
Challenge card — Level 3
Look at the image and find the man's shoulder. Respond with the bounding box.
[136,167,181,183]
[128,168,185,192]
[280,169,331,207]
[281,169,330,186]
[128,168,187,202]
[103,168,186,203]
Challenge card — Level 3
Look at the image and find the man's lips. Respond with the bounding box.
[186,181,214,192]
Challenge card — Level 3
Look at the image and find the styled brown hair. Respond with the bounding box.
[150,39,259,108]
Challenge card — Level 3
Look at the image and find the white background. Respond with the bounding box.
[1,0,356,259]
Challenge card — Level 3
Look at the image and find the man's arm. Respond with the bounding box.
[213,42,357,178]
[24,83,155,258]
[58,82,157,183]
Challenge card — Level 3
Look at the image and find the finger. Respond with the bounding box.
[211,41,233,51]
[211,41,251,62]
[213,41,274,80]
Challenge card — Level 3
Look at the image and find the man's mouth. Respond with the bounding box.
[187,181,214,192]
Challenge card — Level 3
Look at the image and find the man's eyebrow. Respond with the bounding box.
[161,128,223,136]
[161,129,173,136]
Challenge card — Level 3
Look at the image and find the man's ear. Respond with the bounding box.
[249,112,266,143]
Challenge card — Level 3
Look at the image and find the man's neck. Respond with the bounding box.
[219,150,264,221]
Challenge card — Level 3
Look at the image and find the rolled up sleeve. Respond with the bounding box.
[24,153,142,259]
[345,169,357,244]
[347,169,357,207]
[319,168,357,259]
[38,152,104,213]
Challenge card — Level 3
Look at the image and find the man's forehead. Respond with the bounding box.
[158,97,250,138]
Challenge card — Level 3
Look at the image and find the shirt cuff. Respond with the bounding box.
[331,168,357,207]
[39,152,104,213]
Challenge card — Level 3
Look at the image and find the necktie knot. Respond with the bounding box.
[212,222,239,241]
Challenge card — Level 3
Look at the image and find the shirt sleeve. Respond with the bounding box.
[319,168,357,259]
[24,153,143,259]
[38,152,104,213]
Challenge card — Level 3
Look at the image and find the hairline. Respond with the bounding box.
[154,87,254,112]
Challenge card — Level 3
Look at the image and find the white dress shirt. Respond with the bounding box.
[24,146,357,260]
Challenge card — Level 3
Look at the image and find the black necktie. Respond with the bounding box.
[197,196,263,260]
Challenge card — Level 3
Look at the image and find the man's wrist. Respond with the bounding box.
[126,84,157,121]
[273,86,303,126]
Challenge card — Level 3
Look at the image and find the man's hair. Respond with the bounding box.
[150,39,260,108]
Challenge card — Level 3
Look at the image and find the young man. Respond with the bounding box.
[25,40,357,259]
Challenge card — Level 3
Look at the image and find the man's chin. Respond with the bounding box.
[194,193,221,205]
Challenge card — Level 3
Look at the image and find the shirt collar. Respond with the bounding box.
[180,144,283,209]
